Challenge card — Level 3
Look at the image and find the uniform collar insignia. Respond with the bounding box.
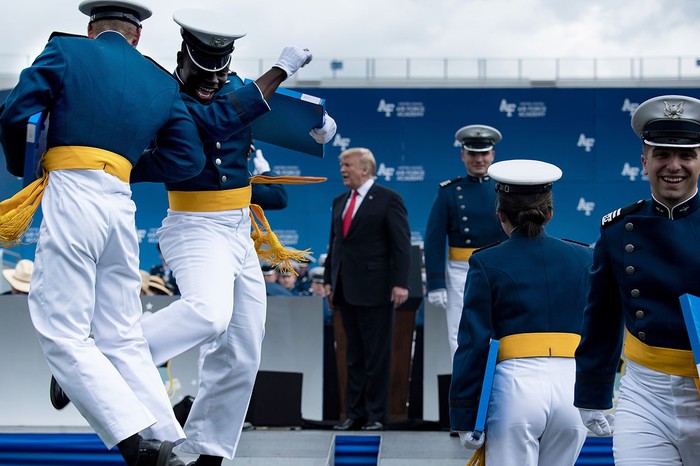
[467,174,490,183]
[651,192,700,220]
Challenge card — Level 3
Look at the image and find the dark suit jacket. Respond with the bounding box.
[324,182,411,307]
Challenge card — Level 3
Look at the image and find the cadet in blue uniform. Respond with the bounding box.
[0,2,204,465]
[424,125,508,359]
[136,10,336,465]
[450,160,591,466]
[575,95,700,464]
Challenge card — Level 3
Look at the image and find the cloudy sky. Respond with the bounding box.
[0,0,698,77]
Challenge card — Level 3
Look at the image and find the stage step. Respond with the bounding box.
[0,430,613,465]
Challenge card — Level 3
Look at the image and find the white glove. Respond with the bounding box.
[458,431,485,450]
[579,408,614,436]
[428,288,448,309]
[309,113,337,144]
[273,46,313,78]
[253,149,271,175]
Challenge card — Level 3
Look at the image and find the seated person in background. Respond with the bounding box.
[308,266,332,325]
[261,260,293,296]
[277,263,299,293]
[150,243,179,295]
[140,270,175,297]
[2,259,34,295]
[148,275,174,297]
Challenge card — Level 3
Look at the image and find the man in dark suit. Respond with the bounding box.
[323,147,411,431]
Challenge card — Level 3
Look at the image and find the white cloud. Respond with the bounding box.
[1,0,698,76]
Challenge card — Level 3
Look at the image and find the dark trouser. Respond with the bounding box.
[334,279,394,423]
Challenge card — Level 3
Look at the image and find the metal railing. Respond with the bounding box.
[2,55,700,88]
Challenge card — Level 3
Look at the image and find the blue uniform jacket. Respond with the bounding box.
[575,194,700,409]
[424,175,507,291]
[0,32,203,182]
[251,170,288,210]
[449,230,593,431]
[161,74,270,192]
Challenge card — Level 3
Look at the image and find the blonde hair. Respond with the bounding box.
[339,147,376,176]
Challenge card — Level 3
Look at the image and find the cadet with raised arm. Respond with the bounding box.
[137,10,335,466]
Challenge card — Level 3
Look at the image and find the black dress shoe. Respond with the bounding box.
[333,418,361,431]
[135,439,173,466]
[50,376,70,410]
[361,421,384,431]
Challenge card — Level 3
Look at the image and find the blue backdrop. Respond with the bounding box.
[1,86,698,270]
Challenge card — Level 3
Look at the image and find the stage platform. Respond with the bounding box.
[0,428,469,466]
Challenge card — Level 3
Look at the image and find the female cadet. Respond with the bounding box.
[449,160,592,466]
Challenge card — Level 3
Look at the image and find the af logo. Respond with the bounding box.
[621,162,641,181]
[376,162,395,181]
[577,134,595,152]
[332,133,351,151]
[377,99,395,117]
[499,99,516,117]
[577,197,595,216]
[621,98,639,115]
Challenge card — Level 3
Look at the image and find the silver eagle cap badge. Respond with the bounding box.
[210,36,226,47]
[663,100,685,119]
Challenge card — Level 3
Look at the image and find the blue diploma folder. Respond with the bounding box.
[24,111,48,187]
[473,338,500,437]
[679,293,700,372]
[244,79,326,158]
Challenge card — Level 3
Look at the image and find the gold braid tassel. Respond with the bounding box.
[248,203,311,275]
[249,174,326,185]
[0,174,48,247]
[465,445,485,466]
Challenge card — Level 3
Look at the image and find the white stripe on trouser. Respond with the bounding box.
[613,359,700,465]
[28,170,185,449]
[139,208,266,459]
[445,259,469,360]
[485,357,586,466]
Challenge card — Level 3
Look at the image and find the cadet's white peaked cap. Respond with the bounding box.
[455,125,502,152]
[488,159,562,194]
[631,94,700,148]
[174,9,246,72]
[79,0,152,27]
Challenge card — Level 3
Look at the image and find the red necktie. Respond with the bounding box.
[342,190,358,237]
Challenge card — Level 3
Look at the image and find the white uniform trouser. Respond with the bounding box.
[445,259,469,359]
[28,170,185,449]
[614,359,700,465]
[140,208,266,459]
[485,357,586,466]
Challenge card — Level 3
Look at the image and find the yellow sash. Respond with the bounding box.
[0,146,131,247]
[497,332,580,362]
[168,185,252,212]
[464,332,580,466]
[167,175,327,275]
[449,247,478,262]
[624,329,700,392]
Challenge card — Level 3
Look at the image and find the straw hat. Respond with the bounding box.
[148,275,174,296]
[2,259,34,293]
